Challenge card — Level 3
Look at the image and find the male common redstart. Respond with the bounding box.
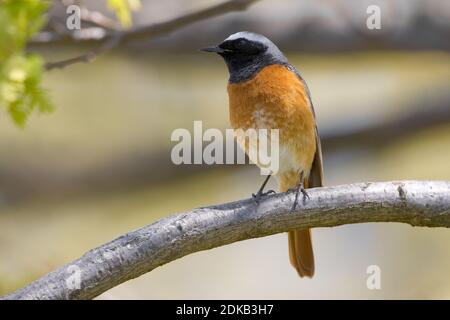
[201,32,323,278]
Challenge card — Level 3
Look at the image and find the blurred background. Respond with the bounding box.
[0,0,449,299]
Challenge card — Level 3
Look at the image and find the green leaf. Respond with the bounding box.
[0,0,53,127]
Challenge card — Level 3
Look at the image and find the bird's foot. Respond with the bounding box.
[289,183,310,212]
[252,174,274,204]
[252,189,276,204]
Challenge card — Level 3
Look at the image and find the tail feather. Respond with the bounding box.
[280,176,316,278]
[287,177,315,278]
[282,141,323,278]
[288,229,314,277]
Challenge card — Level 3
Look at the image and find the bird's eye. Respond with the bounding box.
[235,39,247,48]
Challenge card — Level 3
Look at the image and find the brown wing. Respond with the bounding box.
[308,115,324,188]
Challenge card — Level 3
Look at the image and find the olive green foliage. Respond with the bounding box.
[0,0,140,127]
[0,0,52,127]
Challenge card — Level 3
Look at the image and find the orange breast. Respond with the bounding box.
[227,64,317,177]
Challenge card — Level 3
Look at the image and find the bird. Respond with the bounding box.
[201,31,323,278]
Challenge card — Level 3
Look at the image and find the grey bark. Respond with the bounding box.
[3,180,450,300]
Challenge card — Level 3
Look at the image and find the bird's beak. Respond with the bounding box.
[200,46,228,53]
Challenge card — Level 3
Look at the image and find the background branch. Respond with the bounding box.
[43,0,262,70]
[44,33,122,70]
[79,7,122,31]
[3,180,449,300]
[321,93,450,151]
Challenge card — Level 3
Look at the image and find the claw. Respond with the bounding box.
[290,171,310,212]
[301,187,310,200]
[252,189,275,204]
[252,175,274,204]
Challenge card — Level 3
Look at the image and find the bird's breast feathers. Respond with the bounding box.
[227,64,317,177]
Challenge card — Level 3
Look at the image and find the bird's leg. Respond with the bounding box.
[290,171,310,211]
[252,174,275,203]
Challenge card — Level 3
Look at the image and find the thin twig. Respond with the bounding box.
[44,33,122,70]
[80,7,122,31]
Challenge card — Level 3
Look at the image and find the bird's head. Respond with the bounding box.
[201,31,287,83]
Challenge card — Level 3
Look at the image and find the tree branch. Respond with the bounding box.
[43,0,262,70]
[2,180,449,300]
[44,34,122,70]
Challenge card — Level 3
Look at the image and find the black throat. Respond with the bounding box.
[222,52,285,83]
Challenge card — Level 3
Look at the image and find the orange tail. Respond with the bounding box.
[280,175,317,278]
[288,229,314,277]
